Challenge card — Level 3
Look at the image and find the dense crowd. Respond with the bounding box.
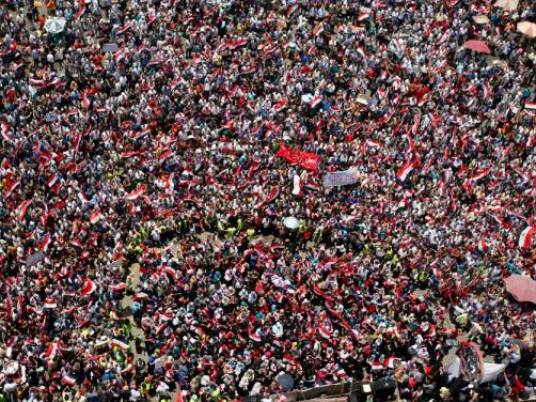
[1,0,536,401]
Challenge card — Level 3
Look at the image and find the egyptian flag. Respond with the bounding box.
[80,278,96,296]
[518,226,535,249]
[62,374,77,387]
[111,339,129,351]
[317,319,333,339]
[47,173,61,191]
[358,9,371,21]
[383,356,400,369]
[17,199,32,222]
[467,167,492,183]
[287,4,299,17]
[272,97,288,113]
[158,311,174,323]
[44,297,57,309]
[117,23,132,35]
[264,186,280,204]
[125,183,147,201]
[370,360,384,371]
[160,265,177,280]
[309,96,323,109]
[1,122,14,143]
[312,284,334,303]
[248,326,262,342]
[259,41,278,58]
[74,0,86,20]
[43,342,59,361]
[110,283,127,293]
[396,160,414,182]
[477,239,488,253]
[525,102,536,111]
[89,209,103,224]
[146,14,157,26]
[292,174,303,197]
[4,179,20,199]
[133,292,148,301]
[38,234,51,251]
[112,241,123,261]
[313,23,324,37]
[226,38,248,50]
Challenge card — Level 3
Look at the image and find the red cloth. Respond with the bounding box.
[276,143,320,171]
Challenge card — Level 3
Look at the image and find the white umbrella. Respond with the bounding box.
[495,0,518,11]
[44,17,66,34]
[283,217,299,230]
[472,15,489,25]
[356,94,371,106]
[480,363,506,384]
[517,21,536,38]
[3,361,19,375]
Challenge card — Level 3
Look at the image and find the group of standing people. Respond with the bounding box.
[1,0,535,401]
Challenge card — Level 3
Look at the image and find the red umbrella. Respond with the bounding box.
[463,40,491,54]
[504,275,536,304]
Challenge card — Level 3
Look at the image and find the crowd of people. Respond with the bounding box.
[1,0,536,401]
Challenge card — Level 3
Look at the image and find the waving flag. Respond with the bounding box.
[80,278,96,296]
[249,327,262,342]
[287,4,299,16]
[47,173,60,188]
[525,102,536,111]
[43,342,59,360]
[1,122,14,142]
[309,96,323,109]
[518,226,535,249]
[4,179,20,199]
[226,38,248,50]
[38,234,51,251]
[89,209,103,224]
[74,4,86,20]
[61,374,76,387]
[111,339,129,351]
[17,200,32,222]
[160,265,177,280]
[292,175,303,196]
[44,297,57,309]
[110,283,127,292]
[272,97,288,113]
[477,239,488,253]
[276,144,320,171]
[396,161,414,182]
[317,319,333,339]
[125,183,147,201]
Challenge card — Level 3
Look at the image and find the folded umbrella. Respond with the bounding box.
[504,275,536,304]
[463,40,491,54]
